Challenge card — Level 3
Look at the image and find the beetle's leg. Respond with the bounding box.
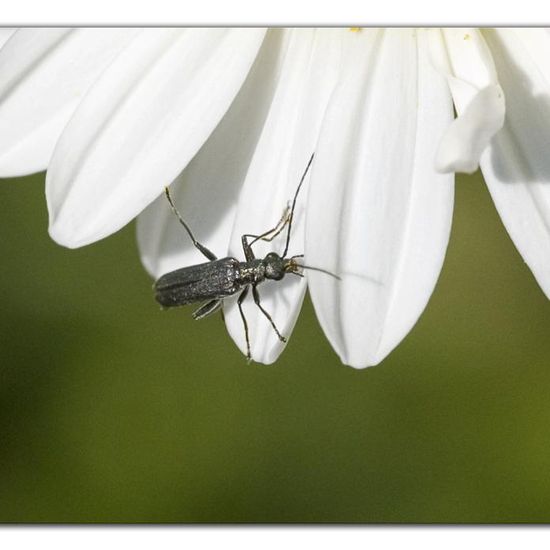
[241,234,256,262]
[241,206,291,261]
[192,299,222,320]
[237,286,252,362]
[165,187,217,261]
[251,205,292,245]
[252,284,287,343]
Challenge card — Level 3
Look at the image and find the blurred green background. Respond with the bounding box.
[1,170,550,523]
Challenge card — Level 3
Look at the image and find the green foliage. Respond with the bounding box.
[1,171,549,522]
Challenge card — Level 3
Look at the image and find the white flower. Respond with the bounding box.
[0,28,549,368]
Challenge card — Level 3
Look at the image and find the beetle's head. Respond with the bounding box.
[264,252,292,280]
[264,253,339,282]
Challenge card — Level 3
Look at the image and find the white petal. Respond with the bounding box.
[436,28,498,89]
[0,28,138,176]
[430,28,505,174]
[47,28,266,249]
[435,84,505,173]
[137,29,291,279]
[0,28,16,49]
[222,29,344,364]
[479,29,550,299]
[306,29,454,368]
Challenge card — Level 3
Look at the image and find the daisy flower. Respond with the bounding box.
[0,27,548,368]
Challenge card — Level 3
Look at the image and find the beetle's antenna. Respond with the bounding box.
[282,153,315,258]
[299,264,341,280]
[289,255,340,280]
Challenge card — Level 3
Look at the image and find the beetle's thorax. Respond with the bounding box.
[237,258,266,286]
[236,251,291,286]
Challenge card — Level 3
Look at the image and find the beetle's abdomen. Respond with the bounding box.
[154,258,242,308]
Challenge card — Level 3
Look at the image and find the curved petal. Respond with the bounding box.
[435,84,504,173]
[0,28,138,176]
[479,29,550,299]
[47,28,266,249]
[222,28,344,364]
[429,28,505,174]
[306,29,454,368]
[137,29,291,279]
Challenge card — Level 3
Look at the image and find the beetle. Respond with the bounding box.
[154,153,336,361]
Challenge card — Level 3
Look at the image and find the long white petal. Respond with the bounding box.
[479,29,550,299]
[47,28,266,249]
[223,28,344,364]
[137,30,291,279]
[0,28,138,176]
[430,28,505,174]
[306,29,454,368]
